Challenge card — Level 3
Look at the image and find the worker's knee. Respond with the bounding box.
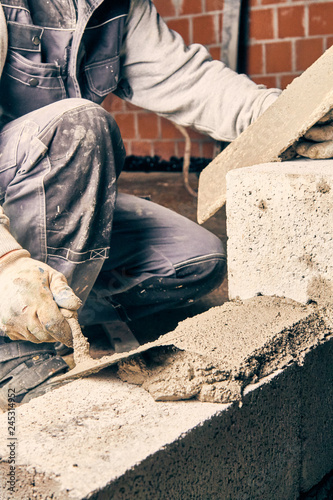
[38,99,124,172]
[109,250,227,321]
[174,252,227,303]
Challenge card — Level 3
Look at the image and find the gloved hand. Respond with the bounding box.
[295,110,333,159]
[0,249,82,346]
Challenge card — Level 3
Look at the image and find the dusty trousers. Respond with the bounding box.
[0,98,226,329]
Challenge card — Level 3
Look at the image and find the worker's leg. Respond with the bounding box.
[0,98,124,406]
[79,194,226,326]
[0,98,124,304]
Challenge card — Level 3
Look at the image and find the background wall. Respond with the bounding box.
[102,0,333,160]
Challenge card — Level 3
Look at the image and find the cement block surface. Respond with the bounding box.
[198,45,333,223]
[300,338,333,492]
[0,375,223,499]
[102,367,302,500]
[227,159,333,304]
[0,367,303,500]
[0,298,332,499]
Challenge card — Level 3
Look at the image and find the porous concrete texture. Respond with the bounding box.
[0,297,332,499]
[117,296,332,404]
[197,44,333,223]
[227,159,333,305]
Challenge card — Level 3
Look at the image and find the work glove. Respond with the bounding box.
[0,249,82,346]
[295,110,333,159]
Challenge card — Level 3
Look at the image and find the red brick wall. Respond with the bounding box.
[103,0,333,160]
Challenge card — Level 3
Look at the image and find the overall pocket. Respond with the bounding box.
[0,51,66,120]
[84,56,120,98]
[80,14,126,103]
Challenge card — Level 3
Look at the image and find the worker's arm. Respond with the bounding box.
[116,0,281,142]
[119,0,333,158]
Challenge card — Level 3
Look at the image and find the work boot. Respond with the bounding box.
[0,339,69,412]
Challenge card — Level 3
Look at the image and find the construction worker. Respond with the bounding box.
[0,0,332,407]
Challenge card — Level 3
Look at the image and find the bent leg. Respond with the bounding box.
[0,98,125,303]
[80,194,226,324]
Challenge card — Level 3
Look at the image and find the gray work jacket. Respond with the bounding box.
[0,0,280,140]
[0,0,130,120]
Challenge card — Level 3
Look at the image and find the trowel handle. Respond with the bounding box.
[67,317,93,364]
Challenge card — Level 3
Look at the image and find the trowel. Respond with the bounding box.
[53,317,163,382]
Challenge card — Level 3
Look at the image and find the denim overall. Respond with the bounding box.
[0,0,129,119]
[0,0,226,328]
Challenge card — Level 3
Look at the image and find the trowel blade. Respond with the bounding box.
[53,317,169,382]
[53,353,125,381]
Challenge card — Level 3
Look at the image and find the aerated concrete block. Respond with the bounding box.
[0,367,302,500]
[198,44,333,224]
[0,297,332,499]
[227,159,333,304]
[300,337,333,493]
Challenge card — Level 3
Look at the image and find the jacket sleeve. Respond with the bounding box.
[117,0,281,142]
[0,5,21,257]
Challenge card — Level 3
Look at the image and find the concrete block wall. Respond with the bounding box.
[1,335,332,499]
[102,0,333,160]
[227,160,333,304]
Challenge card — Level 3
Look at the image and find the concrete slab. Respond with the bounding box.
[227,159,333,304]
[0,346,331,500]
[197,45,333,224]
[0,297,332,499]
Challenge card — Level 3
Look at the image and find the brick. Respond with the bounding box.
[280,73,301,89]
[209,46,221,60]
[261,0,287,4]
[153,140,177,159]
[202,140,215,159]
[278,6,305,39]
[188,128,207,141]
[181,0,202,15]
[247,43,264,75]
[114,113,136,139]
[205,0,224,11]
[161,118,184,139]
[227,160,333,304]
[266,41,292,73]
[327,36,333,48]
[251,75,279,88]
[309,3,333,36]
[296,38,324,72]
[131,140,152,157]
[122,140,131,156]
[123,101,141,112]
[188,141,202,157]
[102,93,123,112]
[138,113,159,140]
[249,8,274,41]
[193,14,219,45]
[167,18,190,46]
[152,0,175,18]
